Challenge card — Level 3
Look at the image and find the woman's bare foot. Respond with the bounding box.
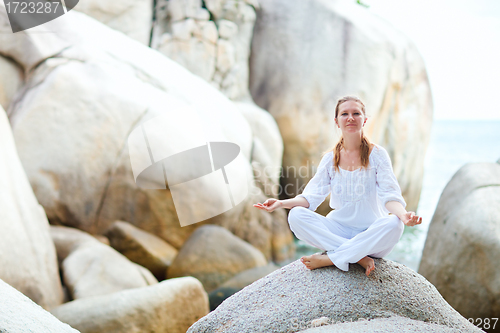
[357,256,375,276]
[300,253,334,270]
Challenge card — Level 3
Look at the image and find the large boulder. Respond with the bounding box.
[0,279,78,333]
[249,0,433,212]
[167,225,267,292]
[0,107,63,309]
[50,226,157,300]
[105,220,178,280]
[152,0,259,100]
[419,162,500,320]
[187,259,480,332]
[0,4,294,262]
[51,277,209,333]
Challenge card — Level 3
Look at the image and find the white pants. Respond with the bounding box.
[288,207,404,271]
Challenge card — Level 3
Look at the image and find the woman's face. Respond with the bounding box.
[335,101,366,134]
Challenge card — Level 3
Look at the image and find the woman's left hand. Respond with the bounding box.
[401,211,422,226]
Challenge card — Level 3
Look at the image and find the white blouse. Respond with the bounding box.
[297,144,406,231]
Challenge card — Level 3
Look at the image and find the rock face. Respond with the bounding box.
[0,4,294,262]
[249,0,433,212]
[152,0,258,100]
[187,259,480,332]
[419,162,500,320]
[0,107,63,309]
[296,316,461,333]
[51,277,209,333]
[0,279,79,333]
[50,226,157,300]
[105,220,178,280]
[73,0,153,44]
[167,225,267,292]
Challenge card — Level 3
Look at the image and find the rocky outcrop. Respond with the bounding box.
[73,0,152,44]
[105,220,178,280]
[51,277,209,333]
[296,316,463,333]
[419,162,500,320]
[249,0,433,212]
[0,279,79,333]
[0,4,294,262]
[167,225,267,292]
[0,107,63,309]
[187,259,480,332]
[50,226,157,300]
[151,0,258,100]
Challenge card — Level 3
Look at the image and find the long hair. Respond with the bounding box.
[326,96,371,172]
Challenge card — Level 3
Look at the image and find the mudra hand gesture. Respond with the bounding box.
[400,211,422,227]
[253,199,282,213]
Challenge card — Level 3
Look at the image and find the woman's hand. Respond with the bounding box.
[253,198,283,213]
[400,211,422,227]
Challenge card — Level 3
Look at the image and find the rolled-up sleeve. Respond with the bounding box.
[296,152,333,211]
[375,147,406,212]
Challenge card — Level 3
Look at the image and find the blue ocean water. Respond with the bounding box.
[294,119,500,271]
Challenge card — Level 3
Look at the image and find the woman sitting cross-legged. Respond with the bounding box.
[254,96,422,277]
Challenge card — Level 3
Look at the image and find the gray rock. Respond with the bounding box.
[51,277,209,333]
[0,279,78,333]
[187,259,480,332]
[419,162,500,320]
[297,316,462,333]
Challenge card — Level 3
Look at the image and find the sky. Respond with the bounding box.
[365,0,500,120]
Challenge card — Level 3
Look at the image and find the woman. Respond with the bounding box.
[253,96,421,277]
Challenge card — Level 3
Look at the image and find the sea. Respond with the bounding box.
[293,119,500,271]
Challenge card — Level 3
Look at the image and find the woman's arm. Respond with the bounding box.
[385,201,422,226]
[253,196,310,213]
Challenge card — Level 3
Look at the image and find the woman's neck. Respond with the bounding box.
[342,133,362,152]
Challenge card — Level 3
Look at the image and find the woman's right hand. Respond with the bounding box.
[253,198,283,213]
